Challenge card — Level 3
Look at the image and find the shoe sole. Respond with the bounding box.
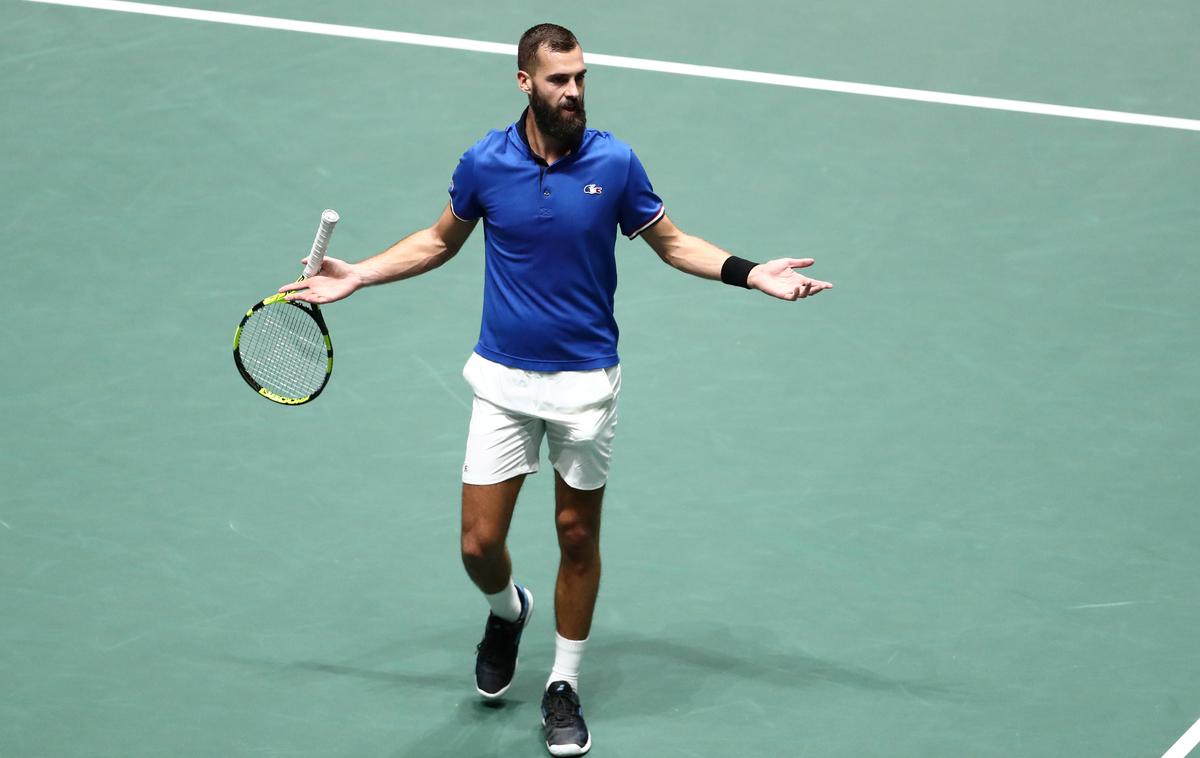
[541,718,591,757]
[476,586,534,700]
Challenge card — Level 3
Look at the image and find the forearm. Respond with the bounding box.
[656,232,733,280]
[353,227,457,287]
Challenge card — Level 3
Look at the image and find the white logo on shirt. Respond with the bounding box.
[583,183,603,195]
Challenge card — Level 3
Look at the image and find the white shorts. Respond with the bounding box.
[461,352,621,491]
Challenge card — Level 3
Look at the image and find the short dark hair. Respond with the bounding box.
[517,23,579,73]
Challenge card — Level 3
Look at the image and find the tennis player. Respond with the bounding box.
[281,23,831,756]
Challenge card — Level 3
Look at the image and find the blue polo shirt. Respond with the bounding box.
[448,111,665,371]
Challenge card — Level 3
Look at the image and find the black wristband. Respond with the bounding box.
[720,256,758,289]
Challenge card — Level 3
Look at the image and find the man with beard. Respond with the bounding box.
[280,23,831,757]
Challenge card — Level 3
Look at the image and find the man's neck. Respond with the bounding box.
[524,110,572,166]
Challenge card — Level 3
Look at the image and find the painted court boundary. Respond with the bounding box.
[24,0,1200,133]
[1164,717,1200,758]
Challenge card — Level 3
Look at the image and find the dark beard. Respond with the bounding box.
[529,86,586,148]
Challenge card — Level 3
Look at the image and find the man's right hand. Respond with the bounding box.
[279,255,364,304]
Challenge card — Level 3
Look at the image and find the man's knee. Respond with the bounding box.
[460,477,523,566]
[461,526,506,564]
[556,511,600,564]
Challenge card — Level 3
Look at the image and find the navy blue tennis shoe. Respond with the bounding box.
[541,680,591,756]
[474,584,533,699]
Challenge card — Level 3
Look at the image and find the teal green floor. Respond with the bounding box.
[3,1,1199,755]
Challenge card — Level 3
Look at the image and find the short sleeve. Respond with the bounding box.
[618,150,665,239]
[448,147,483,221]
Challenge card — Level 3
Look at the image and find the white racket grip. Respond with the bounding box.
[302,209,340,279]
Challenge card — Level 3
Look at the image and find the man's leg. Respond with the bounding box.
[552,471,604,642]
[539,471,602,756]
[539,365,617,756]
[464,475,537,699]
[461,476,525,595]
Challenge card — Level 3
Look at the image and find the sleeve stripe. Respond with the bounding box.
[627,203,665,239]
[449,197,477,223]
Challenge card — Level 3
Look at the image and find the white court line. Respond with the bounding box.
[1163,716,1200,758]
[24,0,1200,133]
[1068,600,1141,610]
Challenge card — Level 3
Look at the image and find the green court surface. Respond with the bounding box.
[2,2,1199,756]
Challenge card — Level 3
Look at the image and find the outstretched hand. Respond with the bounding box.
[748,258,833,301]
[278,256,362,304]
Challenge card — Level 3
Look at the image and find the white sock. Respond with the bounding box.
[547,633,587,692]
[484,579,522,622]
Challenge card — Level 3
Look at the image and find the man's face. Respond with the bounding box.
[522,45,587,146]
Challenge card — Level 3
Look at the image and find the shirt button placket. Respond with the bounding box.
[539,167,553,217]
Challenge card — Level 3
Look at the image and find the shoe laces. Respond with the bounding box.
[476,614,519,660]
[543,685,581,727]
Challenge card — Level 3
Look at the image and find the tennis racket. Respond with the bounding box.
[232,209,340,405]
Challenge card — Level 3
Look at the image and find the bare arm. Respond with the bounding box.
[640,213,833,301]
[281,203,477,304]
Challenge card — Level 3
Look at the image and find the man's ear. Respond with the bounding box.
[516,70,533,95]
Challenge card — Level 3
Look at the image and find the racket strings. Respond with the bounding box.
[238,302,328,398]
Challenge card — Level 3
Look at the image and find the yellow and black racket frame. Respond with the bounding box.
[232,292,333,405]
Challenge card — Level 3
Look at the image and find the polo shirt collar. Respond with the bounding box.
[513,107,586,167]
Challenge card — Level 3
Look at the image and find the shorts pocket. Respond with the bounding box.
[540,368,616,414]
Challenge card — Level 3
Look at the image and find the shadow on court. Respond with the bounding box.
[219,638,542,757]
[586,623,966,717]
[220,620,955,698]
[217,618,966,756]
[386,700,544,758]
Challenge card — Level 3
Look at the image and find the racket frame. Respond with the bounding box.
[232,292,333,405]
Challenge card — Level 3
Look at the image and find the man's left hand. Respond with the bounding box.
[748,258,834,301]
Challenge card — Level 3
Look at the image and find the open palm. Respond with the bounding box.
[748,258,833,301]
